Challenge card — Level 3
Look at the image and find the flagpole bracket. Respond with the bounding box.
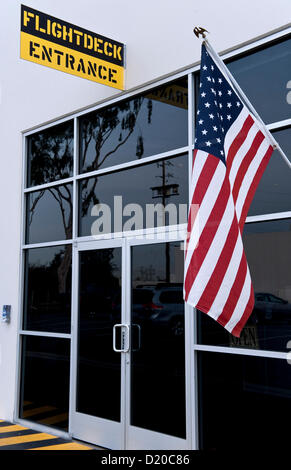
[193,27,209,39]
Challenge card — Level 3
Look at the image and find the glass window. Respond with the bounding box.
[198,352,291,449]
[131,242,186,438]
[79,154,188,237]
[79,77,188,173]
[248,137,291,216]
[27,120,74,187]
[272,127,291,163]
[23,245,72,333]
[19,336,70,431]
[228,37,291,124]
[26,184,73,244]
[197,219,291,352]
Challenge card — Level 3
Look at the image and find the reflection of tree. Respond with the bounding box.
[29,123,74,295]
[29,99,153,294]
[29,122,73,185]
[80,97,152,216]
[28,248,72,316]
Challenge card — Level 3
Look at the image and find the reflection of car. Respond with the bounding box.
[254,292,291,322]
[112,284,185,337]
[149,284,184,337]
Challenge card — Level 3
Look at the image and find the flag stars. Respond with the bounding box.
[195,49,243,162]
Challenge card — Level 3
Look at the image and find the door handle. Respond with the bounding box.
[113,324,130,353]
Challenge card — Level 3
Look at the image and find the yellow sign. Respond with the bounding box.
[20,5,125,90]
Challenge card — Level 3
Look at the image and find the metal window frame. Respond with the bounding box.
[15,24,291,448]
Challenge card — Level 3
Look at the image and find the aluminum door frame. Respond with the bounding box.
[70,237,127,450]
[124,231,192,450]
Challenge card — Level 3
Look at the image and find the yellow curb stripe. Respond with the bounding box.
[30,442,92,450]
[0,432,58,446]
[38,413,68,425]
[0,425,28,433]
[22,406,56,418]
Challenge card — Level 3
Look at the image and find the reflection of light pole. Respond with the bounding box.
[151,160,179,282]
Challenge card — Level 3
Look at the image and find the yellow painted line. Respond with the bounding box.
[0,432,58,447]
[23,401,32,406]
[22,406,56,418]
[30,442,92,450]
[0,424,28,433]
[38,413,68,425]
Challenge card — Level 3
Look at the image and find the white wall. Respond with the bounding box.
[0,0,290,422]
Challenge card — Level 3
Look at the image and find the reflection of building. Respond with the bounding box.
[151,183,179,199]
[1,0,291,452]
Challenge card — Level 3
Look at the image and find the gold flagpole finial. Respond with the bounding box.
[193,26,209,39]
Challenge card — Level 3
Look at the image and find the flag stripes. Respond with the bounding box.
[184,44,274,337]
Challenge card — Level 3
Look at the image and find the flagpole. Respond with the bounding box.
[193,27,291,170]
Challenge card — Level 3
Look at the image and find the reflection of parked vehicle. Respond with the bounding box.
[149,284,184,337]
[113,284,185,337]
[254,292,291,322]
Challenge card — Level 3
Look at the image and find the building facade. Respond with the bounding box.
[0,0,291,450]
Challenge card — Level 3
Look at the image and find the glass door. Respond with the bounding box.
[126,238,188,450]
[71,237,189,450]
[71,238,127,449]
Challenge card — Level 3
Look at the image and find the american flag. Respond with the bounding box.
[183,44,274,337]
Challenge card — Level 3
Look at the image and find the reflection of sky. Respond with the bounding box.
[249,145,291,216]
[81,84,188,172]
[132,242,183,284]
[228,38,291,124]
[272,128,291,162]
